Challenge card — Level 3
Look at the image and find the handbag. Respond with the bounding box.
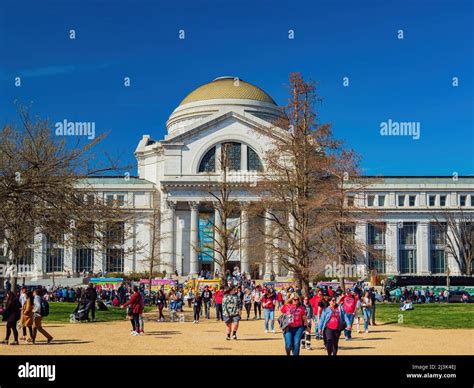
[278,313,290,331]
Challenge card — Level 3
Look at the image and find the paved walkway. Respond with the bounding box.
[0,310,472,355]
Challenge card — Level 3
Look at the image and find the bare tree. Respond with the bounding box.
[0,107,137,289]
[433,209,473,276]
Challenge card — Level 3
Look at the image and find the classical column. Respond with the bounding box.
[240,202,250,275]
[263,209,273,280]
[355,222,368,277]
[189,201,200,276]
[386,221,399,275]
[287,211,296,278]
[32,227,44,280]
[160,200,176,276]
[214,204,223,275]
[63,233,73,275]
[418,221,430,275]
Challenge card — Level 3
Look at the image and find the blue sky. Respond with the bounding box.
[0,0,472,176]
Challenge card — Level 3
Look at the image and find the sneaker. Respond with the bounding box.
[47,338,53,344]
[130,331,138,336]
[139,330,144,334]
[344,337,349,341]
[271,330,276,333]
[306,346,311,350]
[232,334,237,340]
[132,331,139,336]
[10,341,19,346]
[1,340,8,345]
[19,336,26,341]
[265,330,268,334]
[226,336,231,341]
[365,330,369,333]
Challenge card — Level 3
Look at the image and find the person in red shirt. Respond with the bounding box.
[262,290,276,333]
[214,288,224,321]
[121,286,143,336]
[280,293,308,356]
[337,289,358,340]
[310,288,323,339]
[317,297,345,356]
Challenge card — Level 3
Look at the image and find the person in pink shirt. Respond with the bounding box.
[214,288,224,321]
[280,293,309,356]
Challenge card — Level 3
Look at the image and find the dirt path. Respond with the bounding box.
[1,311,472,355]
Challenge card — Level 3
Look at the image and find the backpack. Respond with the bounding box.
[40,299,50,317]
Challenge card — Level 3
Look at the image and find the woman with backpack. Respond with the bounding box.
[280,293,308,356]
[317,296,345,356]
[1,290,21,345]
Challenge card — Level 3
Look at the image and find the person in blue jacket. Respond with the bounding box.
[317,297,346,356]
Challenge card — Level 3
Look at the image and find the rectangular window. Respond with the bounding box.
[46,248,64,273]
[399,222,417,245]
[429,195,436,207]
[431,250,445,274]
[367,195,375,207]
[368,251,385,274]
[430,223,446,245]
[409,195,416,207]
[106,194,115,206]
[116,194,125,207]
[368,223,386,245]
[460,195,467,207]
[439,195,446,206]
[75,248,94,273]
[470,195,474,207]
[378,195,385,207]
[105,222,125,246]
[106,248,124,272]
[398,195,405,207]
[223,142,241,171]
[347,195,355,207]
[399,249,417,274]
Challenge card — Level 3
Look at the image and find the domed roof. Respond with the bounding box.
[178,77,276,106]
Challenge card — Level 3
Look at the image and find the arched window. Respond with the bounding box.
[198,146,216,172]
[247,146,263,171]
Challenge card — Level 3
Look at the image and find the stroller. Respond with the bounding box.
[70,296,90,323]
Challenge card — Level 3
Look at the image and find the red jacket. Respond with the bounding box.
[123,292,143,314]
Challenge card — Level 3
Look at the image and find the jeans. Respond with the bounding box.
[32,316,53,342]
[283,326,304,356]
[215,304,223,321]
[254,302,262,318]
[264,309,274,331]
[193,306,201,321]
[130,313,140,332]
[344,313,354,339]
[244,303,251,319]
[370,304,376,325]
[204,300,211,319]
[363,308,371,331]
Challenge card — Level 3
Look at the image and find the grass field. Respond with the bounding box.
[376,303,474,329]
[43,302,155,323]
[42,302,474,329]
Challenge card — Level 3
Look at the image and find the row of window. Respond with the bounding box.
[360,193,474,207]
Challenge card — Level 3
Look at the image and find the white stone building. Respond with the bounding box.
[3,77,473,280]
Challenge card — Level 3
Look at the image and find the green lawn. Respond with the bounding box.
[375,303,474,329]
[43,302,155,323]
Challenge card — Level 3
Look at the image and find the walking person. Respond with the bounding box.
[138,287,146,334]
[222,286,241,340]
[243,288,252,320]
[214,287,224,321]
[193,291,202,323]
[156,289,166,321]
[361,290,372,333]
[85,283,97,322]
[280,293,308,356]
[187,288,194,308]
[262,289,276,333]
[18,286,28,341]
[338,288,358,341]
[20,291,35,344]
[2,290,21,345]
[369,288,377,325]
[168,288,178,321]
[32,288,53,344]
[301,296,313,350]
[121,286,143,336]
[201,286,213,319]
[317,296,345,356]
[252,285,263,319]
